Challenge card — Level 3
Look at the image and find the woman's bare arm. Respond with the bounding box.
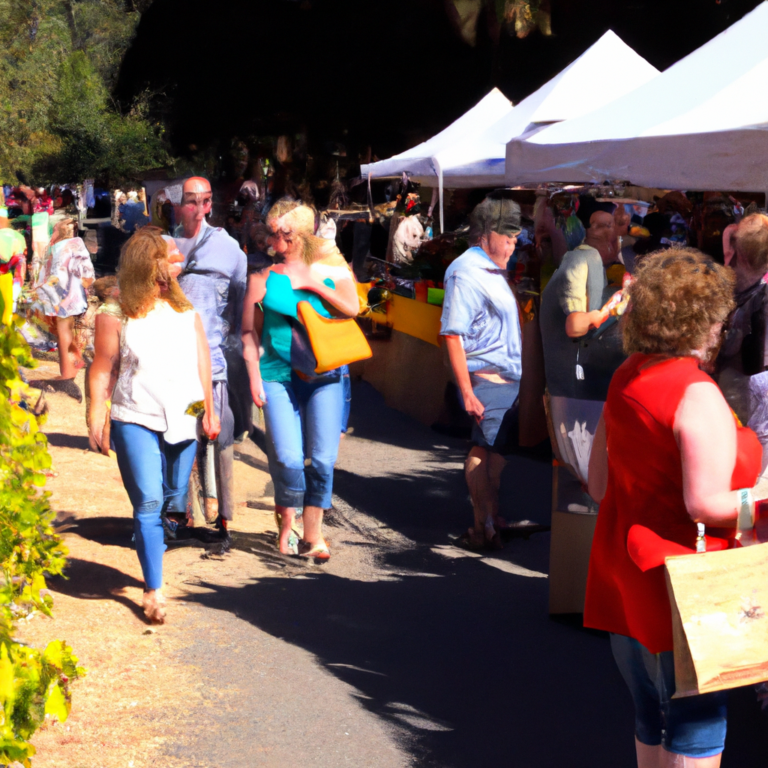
[88,313,121,450]
[294,272,360,317]
[195,313,220,440]
[588,413,608,502]
[242,271,268,407]
[676,381,741,526]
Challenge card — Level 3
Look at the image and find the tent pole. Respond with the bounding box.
[432,157,445,234]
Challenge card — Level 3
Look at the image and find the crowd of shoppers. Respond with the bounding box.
[437,190,768,766]
[13,175,768,767]
[80,179,360,621]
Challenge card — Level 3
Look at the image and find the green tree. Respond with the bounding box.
[0,283,84,766]
[0,0,167,186]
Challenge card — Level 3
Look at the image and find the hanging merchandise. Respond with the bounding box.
[84,179,95,210]
[501,0,552,38]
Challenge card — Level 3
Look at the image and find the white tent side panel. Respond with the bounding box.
[506,129,768,192]
[505,2,768,191]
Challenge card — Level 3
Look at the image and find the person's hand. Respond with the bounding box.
[463,390,485,422]
[203,411,221,441]
[588,309,609,330]
[88,422,104,453]
[250,381,266,408]
[168,263,182,279]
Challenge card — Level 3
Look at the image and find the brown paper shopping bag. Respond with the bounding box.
[665,542,768,697]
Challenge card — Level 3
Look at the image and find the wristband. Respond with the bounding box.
[738,488,755,530]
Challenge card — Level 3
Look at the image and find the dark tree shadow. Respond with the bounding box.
[183,547,636,768]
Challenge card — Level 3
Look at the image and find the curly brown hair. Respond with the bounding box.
[118,228,193,319]
[623,248,735,357]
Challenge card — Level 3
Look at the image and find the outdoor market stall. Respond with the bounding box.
[354,31,660,434]
[501,0,768,614]
[362,31,659,229]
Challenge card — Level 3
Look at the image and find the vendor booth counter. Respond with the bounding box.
[352,284,450,427]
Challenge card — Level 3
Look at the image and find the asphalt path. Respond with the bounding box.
[174,381,768,768]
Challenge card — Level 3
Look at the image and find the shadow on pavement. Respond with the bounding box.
[45,431,91,451]
[185,547,635,768]
[47,557,147,623]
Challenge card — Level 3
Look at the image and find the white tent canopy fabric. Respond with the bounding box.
[506,2,768,192]
[361,31,658,190]
[360,88,513,182]
[436,30,659,188]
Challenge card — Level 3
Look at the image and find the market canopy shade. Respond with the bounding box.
[506,1,768,192]
[361,30,658,190]
[360,87,513,182]
[436,30,659,188]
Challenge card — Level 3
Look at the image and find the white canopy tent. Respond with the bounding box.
[506,2,768,193]
[360,87,513,183]
[361,31,658,229]
[435,31,658,189]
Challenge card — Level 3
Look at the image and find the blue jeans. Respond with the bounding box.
[111,420,197,590]
[340,364,351,433]
[610,634,728,758]
[262,372,343,509]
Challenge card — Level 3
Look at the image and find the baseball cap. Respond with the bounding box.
[471,190,522,237]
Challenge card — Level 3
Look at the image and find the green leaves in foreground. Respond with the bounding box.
[0,319,84,765]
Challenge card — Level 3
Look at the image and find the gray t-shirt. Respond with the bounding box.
[175,220,247,381]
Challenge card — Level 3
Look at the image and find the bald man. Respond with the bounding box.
[175,177,247,539]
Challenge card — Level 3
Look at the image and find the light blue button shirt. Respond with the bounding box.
[440,246,522,380]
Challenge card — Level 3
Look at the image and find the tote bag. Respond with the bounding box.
[294,300,372,375]
[665,542,768,696]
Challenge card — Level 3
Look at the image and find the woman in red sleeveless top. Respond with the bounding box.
[586,249,768,768]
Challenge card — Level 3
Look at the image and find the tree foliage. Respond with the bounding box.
[0,280,85,765]
[0,0,167,186]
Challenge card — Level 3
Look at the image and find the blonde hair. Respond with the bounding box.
[266,199,331,266]
[118,227,193,319]
[734,213,768,273]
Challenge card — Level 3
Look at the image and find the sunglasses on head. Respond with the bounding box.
[182,196,212,207]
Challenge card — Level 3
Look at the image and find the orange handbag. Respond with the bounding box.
[296,300,372,374]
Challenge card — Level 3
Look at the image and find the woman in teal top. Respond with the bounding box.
[242,200,358,559]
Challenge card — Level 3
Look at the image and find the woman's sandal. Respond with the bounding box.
[298,539,331,562]
[142,590,166,625]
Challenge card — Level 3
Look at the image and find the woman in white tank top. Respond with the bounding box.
[88,229,220,624]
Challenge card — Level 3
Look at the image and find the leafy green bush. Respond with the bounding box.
[0,308,84,767]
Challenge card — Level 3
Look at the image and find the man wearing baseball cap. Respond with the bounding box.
[441,192,524,551]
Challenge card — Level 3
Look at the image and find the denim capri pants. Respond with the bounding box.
[610,633,728,758]
[262,371,343,509]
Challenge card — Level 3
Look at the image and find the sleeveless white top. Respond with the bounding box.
[111,301,204,444]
